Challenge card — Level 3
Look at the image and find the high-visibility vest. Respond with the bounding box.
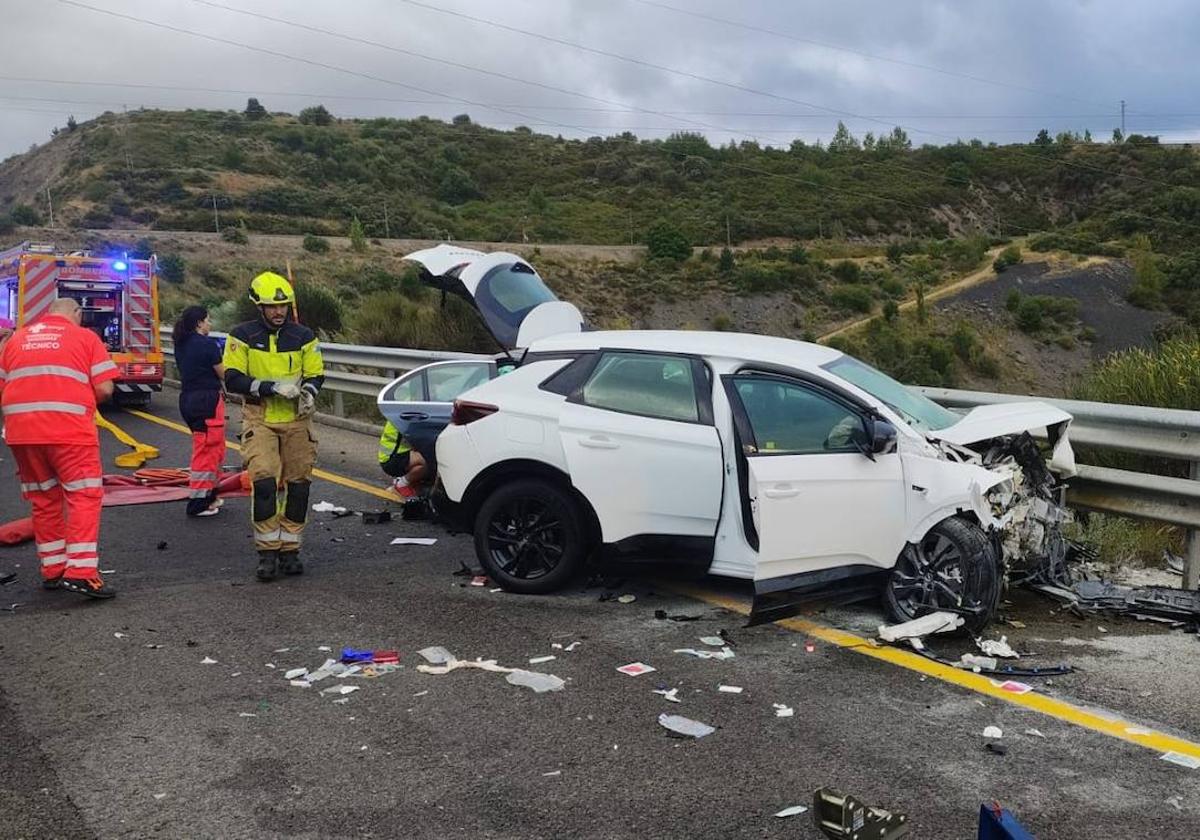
[222,319,324,424]
[378,421,411,464]
[0,314,120,445]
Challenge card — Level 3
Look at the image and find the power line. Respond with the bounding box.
[627,0,1114,110]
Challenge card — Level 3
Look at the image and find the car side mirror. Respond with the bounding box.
[870,419,898,456]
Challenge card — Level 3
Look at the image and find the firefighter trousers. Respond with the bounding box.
[185,393,226,516]
[240,408,317,554]
[10,444,104,581]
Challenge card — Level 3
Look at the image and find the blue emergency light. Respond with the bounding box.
[112,260,128,272]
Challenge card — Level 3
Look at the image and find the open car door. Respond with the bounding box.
[403,244,584,351]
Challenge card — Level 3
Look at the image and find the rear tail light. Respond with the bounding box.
[124,363,162,378]
[451,400,498,426]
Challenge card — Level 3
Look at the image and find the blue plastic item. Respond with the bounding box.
[341,647,374,663]
[978,803,1035,839]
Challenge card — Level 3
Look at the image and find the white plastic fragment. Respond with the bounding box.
[284,667,308,680]
[317,646,332,652]
[320,684,361,696]
[878,611,963,642]
[718,685,744,694]
[265,663,276,669]
[332,698,350,705]
[273,648,291,653]
[306,658,341,683]
[564,642,581,652]
[617,594,636,604]
[289,680,311,688]
[957,653,999,672]
[413,690,429,697]
[658,713,715,739]
[238,712,257,718]
[528,655,557,665]
[977,636,1019,659]
[773,704,795,718]
[312,501,347,514]
[417,646,455,665]
[113,632,127,639]
[200,656,218,665]
[390,537,437,546]
[774,805,808,818]
[698,636,725,647]
[542,770,562,777]
[505,670,566,693]
[551,643,563,650]
[674,647,735,660]
[1025,728,1046,738]
[1160,751,1200,770]
[983,726,1003,739]
[153,793,167,801]
[653,688,681,703]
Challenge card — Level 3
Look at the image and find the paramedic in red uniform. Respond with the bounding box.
[0,298,120,599]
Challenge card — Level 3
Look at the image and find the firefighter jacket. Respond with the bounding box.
[378,420,412,465]
[222,319,324,424]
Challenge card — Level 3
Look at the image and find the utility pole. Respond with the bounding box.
[725,213,731,248]
[382,203,390,239]
[211,194,220,233]
[45,187,54,228]
[1120,99,1126,137]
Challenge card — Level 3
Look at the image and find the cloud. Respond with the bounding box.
[3,0,1199,162]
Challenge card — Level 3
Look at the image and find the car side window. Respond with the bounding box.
[386,373,425,402]
[734,378,865,455]
[582,352,699,423]
[427,363,492,402]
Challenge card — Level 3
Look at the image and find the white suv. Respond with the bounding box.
[397,245,1076,630]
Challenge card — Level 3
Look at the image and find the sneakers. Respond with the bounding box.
[194,506,221,518]
[280,552,303,576]
[59,576,116,600]
[391,481,417,500]
[256,550,279,582]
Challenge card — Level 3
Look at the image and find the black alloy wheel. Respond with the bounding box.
[473,479,587,594]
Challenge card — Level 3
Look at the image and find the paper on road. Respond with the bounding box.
[390,537,438,546]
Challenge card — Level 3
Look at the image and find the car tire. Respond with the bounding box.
[883,516,1001,635]
[473,479,588,594]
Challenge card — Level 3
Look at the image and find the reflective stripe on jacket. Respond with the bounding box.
[222,319,324,424]
[378,421,411,464]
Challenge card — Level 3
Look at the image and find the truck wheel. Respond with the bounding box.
[474,479,587,594]
[883,516,1001,635]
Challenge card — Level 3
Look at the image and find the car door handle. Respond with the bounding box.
[399,411,429,421]
[762,486,800,499]
[579,435,620,450]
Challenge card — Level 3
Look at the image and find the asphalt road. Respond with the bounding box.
[2,401,1199,839]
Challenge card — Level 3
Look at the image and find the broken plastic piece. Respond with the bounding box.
[1160,751,1200,770]
[698,636,725,647]
[977,636,1019,659]
[505,670,566,693]
[470,576,489,587]
[564,642,581,652]
[983,726,1003,739]
[774,805,808,818]
[390,537,437,546]
[773,703,795,718]
[200,656,218,665]
[289,680,311,688]
[717,685,744,694]
[877,611,963,642]
[320,684,361,696]
[616,594,636,603]
[284,667,308,680]
[812,787,909,839]
[113,632,127,639]
[658,713,715,739]
[991,680,1033,695]
[616,662,656,677]
[653,688,681,703]
[674,647,735,660]
[958,653,1000,672]
[653,609,702,621]
[361,510,392,524]
[528,655,556,665]
[417,646,454,665]
[542,770,562,777]
[372,650,400,664]
[312,501,348,514]
[341,647,374,663]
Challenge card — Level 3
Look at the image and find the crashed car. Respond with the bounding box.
[382,244,1077,630]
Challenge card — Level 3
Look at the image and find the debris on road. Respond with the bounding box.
[698,636,725,647]
[616,662,657,677]
[200,656,218,665]
[978,803,1035,838]
[113,632,127,639]
[617,594,636,604]
[470,576,489,587]
[417,646,454,665]
[658,713,715,739]
[319,684,361,696]
[341,647,374,663]
[1033,578,1200,624]
[654,609,701,622]
[1160,751,1200,770]
[977,636,1019,659]
[773,704,795,718]
[717,685,744,694]
[361,510,392,525]
[812,787,909,839]
[983,726,1003,739]
[674,647,735,660]
[991,680,1033,695]
[959,653,999,672]
[653,688,681,703]
[0,572,16,586]
[505,670,566,693]
[312,501,349,515]
[1025,728,1046,738]
[390,537,437,546]
[528,655,556,665]
[284,667,308,680]
[877,611,962,642]
[774,805,808,818]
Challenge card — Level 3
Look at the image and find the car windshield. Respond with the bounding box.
[821,355,961,432]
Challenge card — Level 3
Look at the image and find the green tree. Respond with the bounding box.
[244,98,268,120]
[1033,129,1053,146]
[828,121,860,153]
[886,242,904,264]
[158,253,186,284]
[914,281,928,324]
[718,246,734,273]
[788,244,809,264]
[1111,127,1124,144]
[66,115,78,132]
[302,233,330,253]
[298,105,333,126]
[1128,233,1164,308]
[349,216,367,253]
[645,221,691,262]
[10,204,41,226]
[882,299,899,323]
[452,113,472,126]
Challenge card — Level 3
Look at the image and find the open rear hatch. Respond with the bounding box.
[403,244,584,351]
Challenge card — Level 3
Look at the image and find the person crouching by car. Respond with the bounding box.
[173,305,227,517]
[378,420,427,499]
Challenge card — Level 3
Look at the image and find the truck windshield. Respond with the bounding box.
[821,355,961,432]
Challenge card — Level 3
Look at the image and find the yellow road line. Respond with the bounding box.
[672,583,1200,761]
[125,408,1200,760]
[125,409,396,502]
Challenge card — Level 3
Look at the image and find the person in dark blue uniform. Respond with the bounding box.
[172,306,227,517]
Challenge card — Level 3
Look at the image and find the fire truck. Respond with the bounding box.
[0,241,164,404]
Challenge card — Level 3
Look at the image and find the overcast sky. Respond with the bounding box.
[3,0,1199,159]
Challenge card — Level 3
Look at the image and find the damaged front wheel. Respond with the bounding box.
[884,517,1001,635]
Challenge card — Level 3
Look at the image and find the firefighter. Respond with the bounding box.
[0,298,120,598]
[378,420,427,499]
[222,272,324,581]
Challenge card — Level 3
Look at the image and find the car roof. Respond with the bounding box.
[527,329,844,368]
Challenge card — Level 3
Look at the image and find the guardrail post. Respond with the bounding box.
[1187,460,1200,590]
[333,391,345,418]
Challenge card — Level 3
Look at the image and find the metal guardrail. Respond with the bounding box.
[159,329,1199,587]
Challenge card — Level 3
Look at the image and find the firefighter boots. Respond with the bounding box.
[280,552,303,576]
[256,550,279,582]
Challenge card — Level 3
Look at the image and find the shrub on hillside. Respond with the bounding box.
[158,254,186,284]
[298,105,333,126]
[830,285,873,313]
[295,283,343,337]
[349,290,492,352]
[0,214,13,235]
[10,204,41,226]
[645,221,690,262]
[992,245,1022,273]
[832,260,862,283]
[302,233,330,253]
[221,225,248,244]
[1014,294,1079,334]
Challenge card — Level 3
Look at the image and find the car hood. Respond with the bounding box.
[929,401,1072,446]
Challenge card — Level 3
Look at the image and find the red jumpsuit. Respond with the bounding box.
[0,314,119,582]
